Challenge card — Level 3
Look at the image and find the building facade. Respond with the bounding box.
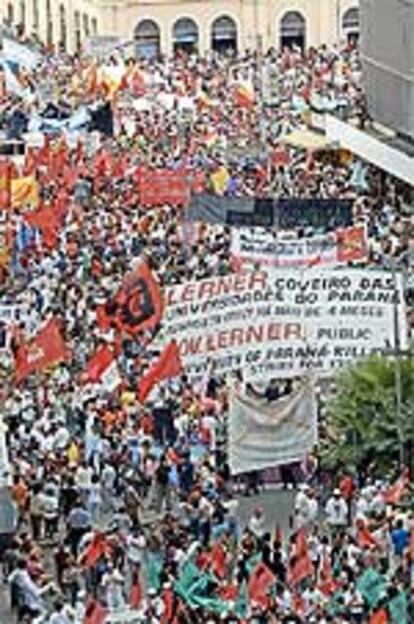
[1,0,360,57]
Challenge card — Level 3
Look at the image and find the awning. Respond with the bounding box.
[325,115,414,187]
[281,129,333,150]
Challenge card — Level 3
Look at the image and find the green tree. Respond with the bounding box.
[324,355,414,474]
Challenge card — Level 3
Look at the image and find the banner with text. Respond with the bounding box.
[231,226,368,269]
[161,268,408,381]
[229,378,317,474]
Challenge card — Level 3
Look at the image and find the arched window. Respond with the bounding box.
[59,4,67,51]
[91,18,98,36]
[173,18,199,54]
[134,19,160,59]
[74,10,81,52]
[6,3,14,24]
[32,0,39,33]
[342,7,359,44]
[211,16,237,54]
[83,14,90,38]
[46,0,53,47]
[279,11,306,51]
[19,0,25,26]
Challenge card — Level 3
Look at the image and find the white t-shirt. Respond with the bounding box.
[325,496,348,526]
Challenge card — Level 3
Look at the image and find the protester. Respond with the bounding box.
[0,23,413,624]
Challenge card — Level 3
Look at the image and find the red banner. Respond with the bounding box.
[137,167,204,208]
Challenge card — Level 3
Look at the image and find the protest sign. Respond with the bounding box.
[187,194,354,230]
[160,268,408,381]
[229,378,317,474]
[2,37,41,71]
[0,415,10,485]
[137,168,191,207]
[231,226,368,269]
[84,36,124,60]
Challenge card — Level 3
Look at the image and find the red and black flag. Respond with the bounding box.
[104,260,164,336]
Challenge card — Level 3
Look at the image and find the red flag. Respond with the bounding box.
[15,318,71,384]
[62,166,77,191]
[369,608,389,624]
[129,569,142,609]
[25,203,61,249]
[288,529,314,587]
[111,260,164,336]
[82,344,115,383]
[356,519,379,549]
[160,587,174,623]
[210,542,227,579]
[138,341,182,403]
[383,467,410,505]
[0,159,11,210]
[83,598,108,624]
[317,551,339,596]
[248,562,276,609]
[23,147,38,176]
[79,533,112,569]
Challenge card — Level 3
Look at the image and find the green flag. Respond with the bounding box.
[356,568,387,608]
[175,563,228,614]
[389,591,408,624]
[235,581,248,619]
[175,562,202,594]
[146,552,163,591]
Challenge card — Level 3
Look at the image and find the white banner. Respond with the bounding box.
[84,36,124,59]
[2,37,40,70]
[231,226,368,269]
[161,268,408,381]
[229,378,317,474]
[0,415,10,485]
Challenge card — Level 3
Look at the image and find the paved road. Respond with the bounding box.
[0,488,296,623]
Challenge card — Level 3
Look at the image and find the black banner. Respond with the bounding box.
[187,194,353,231]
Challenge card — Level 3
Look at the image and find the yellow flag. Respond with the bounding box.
[11,176,39,210]
[211,166,229,195]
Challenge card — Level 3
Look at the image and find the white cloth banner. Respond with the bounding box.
[2,38,40,70]
[231,226,368,269]
[229,378,317,474]
[0,416,10,485]
[161,268,408,381]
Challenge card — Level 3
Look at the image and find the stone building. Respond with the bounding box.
[1,0,360,56]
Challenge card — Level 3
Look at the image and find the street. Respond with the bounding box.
[0,488,296,623]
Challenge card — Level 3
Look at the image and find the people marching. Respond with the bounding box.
[0,22,413,624]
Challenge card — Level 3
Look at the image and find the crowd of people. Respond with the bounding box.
[0,23,413,624]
